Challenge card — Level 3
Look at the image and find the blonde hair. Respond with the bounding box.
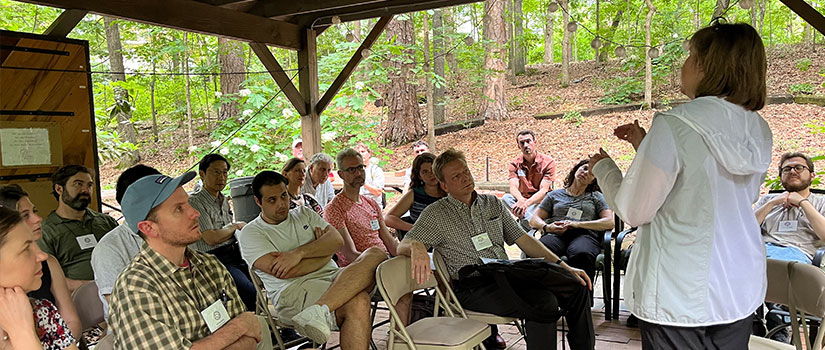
[691,22,767,111]
[433,148,467,182]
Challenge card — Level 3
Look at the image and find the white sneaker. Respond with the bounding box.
[292,304,334,344]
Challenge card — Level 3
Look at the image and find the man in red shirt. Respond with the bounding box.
[502,130,556,228]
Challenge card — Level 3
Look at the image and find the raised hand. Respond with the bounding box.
[614,119,647,150]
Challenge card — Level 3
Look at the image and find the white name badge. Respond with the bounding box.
[201,299,231,333]
[517,169,526,177]
[471,233,493,251]
[566,207,583,220]
[778,220,798,232]
[76,234,98,250]
[370,219,380,230]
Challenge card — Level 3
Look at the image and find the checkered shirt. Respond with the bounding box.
[405,193,525,280]
[109,243,245,349]
[188,189,236,252]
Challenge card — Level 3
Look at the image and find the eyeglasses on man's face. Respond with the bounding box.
[781,164,809,174]
[341,164,366,174]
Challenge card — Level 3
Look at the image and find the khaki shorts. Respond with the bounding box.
[276,268,341,330]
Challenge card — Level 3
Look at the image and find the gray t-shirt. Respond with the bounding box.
[406,193,525,280]
[537,189,609,224]
[90,222,143,321]
[237,206,336,303]
[757,192,825,258]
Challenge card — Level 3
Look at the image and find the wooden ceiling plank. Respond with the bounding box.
[249,42,308,115]
[248,0,384,18]
[19,0,303,50]
[43,9,87,37]
[301,0,478,28]
[316,16,390,114]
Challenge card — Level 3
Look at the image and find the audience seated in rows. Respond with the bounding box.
[301,153,336,209]
[39,165,118,292]
[0,207,78,350]
[502,130,556,227]
[397,148,595,350]
[385,152,446,240]
[402,140,431,191]
[109,172,269,350]
[91,165,159,321]
[528,159,614,281]
[282,157,324,215]
[0,185,82,340]
[189,154,256,311]
[238,171,386,348]
[354,142,386,209]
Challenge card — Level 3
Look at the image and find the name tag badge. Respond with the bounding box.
[370,219,380,231]
[471,233,493,251]
[76,234,98,250]
[517,169,526,177]
[778,220,798,232]
[201,299,231,333]
[566,207,583,220]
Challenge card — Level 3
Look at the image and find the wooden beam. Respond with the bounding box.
[248,0,383,18]
[316,16,390,114]
[779,0,825,36]
[297,0,480,28]
[249,42,307,116]
[43,9,87,37]
[19,0,303,50]
[298,29,323,159]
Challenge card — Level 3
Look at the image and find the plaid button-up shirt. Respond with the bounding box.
[109,243,245,349]
[188,189,237,252]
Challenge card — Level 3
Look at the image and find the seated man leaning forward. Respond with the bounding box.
[502,130,556,226]
[238,171,387,348]
[754,152,825,264]
[398,148,595,350]
[109,172,270,350]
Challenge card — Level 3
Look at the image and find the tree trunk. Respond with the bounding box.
[443,7,458,74]
[512,0,525,75]
[150,61,158,142]
[561,0,571,87]
[382,15,425,145]
[184,33,193,149]
[353,20,362,41]
[544,3,555,63]
[432,9,446,126]
[599,10,624,61]
[218,38,245,120]
[423,13,436,151]
[712,0,730,19]
[103,16,140,168]
[644,0,656,107]
[758,0,767,35]
[480,0,508,120]
[573,30,578,61]
[506,0,515,81]
[695,0,702,30]
[594,0,600,62]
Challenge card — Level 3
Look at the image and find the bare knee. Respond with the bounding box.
[363,247,388,260]
[339,291,371,319]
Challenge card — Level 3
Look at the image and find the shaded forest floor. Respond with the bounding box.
[99,44,825,191]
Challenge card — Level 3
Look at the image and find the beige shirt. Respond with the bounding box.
[758,193,825,258]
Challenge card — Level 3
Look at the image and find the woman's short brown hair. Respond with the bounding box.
[691,22,766,111]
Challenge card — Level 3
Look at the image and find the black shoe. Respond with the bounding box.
[482,334,507,350]
[626,314,639,328]
[280,328,302,343]
[770,329,790,343]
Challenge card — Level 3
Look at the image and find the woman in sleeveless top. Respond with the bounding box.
[282,158,324,215]
[385,153,446,239]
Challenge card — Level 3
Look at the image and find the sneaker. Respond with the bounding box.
[293,304,334,344]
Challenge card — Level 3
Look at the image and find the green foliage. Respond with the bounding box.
[789,83,815,95]
[797,58,813,72]
[562,110,584,126]
[599,76,643,105]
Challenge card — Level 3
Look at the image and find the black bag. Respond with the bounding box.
[457,259,581,323]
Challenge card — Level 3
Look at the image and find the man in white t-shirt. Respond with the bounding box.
[238,170,386,348]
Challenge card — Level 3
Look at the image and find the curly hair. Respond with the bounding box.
[563,159,601,193]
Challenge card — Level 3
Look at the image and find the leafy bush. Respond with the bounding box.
[562,110,584,126]
[789,83,814,95]
[599,76,643,105]
[797,58,813,72]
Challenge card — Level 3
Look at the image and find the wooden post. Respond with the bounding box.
[298,28,322,159]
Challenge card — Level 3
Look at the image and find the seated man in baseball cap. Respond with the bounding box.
[108,171,271,350]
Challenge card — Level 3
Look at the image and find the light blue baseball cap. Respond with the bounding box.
[122,172,196,233]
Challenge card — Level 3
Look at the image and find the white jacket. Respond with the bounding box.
[593,96,773,326]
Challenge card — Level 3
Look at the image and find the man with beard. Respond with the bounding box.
[502,130,556,228]
[238,171,385,347]
[109,171,270,350]
[39,165,118,292]
[755,152,825,264]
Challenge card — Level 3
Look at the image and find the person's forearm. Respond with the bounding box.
[294,226,344,258]
[515,235,561,263]
[65,278,90,293]
[190,319,247,350]
[529,214,547,230]
[397,239,425,257]
[363,183,383,197]
[201,227,237,246]
[385,215,414,231]
[754,200,780,225]
[282,256,336,279]
[223,336,257,350]
[381,231,399,256]
[573,217,614,231]
[800,200,825,241]
[525,190,548,206]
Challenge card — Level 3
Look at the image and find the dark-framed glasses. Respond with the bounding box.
[342,164,366,173]
[781,165,809,174]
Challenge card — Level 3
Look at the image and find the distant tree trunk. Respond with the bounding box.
[694,0,701,30]
[150,61,158,142]
[480,0,509,120]
[599,10,624,61]
[561,0,571,87]
[594,0,600,62]
[218,38,245,120]
[383,15,424,145]
[103,16,140,168]
[712,0,730,19]
[432,9,446,126]
[353,20,362,41]
[184,33,193,149]
[506,0,515,81]
[758,0,767,35]
[544,3,555,63]
[443,7,458,74]
[644,0,656,107]
[512,0,525,75]
[423,13,436,150]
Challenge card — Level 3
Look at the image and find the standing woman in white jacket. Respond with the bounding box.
[589,22,772,350]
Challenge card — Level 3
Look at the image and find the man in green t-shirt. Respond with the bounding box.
[39,165,117,292]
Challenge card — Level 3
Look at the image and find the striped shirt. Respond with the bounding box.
[406,192,525,280]
[109,243,246,349]
[188,189,236,252]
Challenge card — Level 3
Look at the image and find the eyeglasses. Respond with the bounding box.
[341,164,366,174]
[781,165,810,174]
